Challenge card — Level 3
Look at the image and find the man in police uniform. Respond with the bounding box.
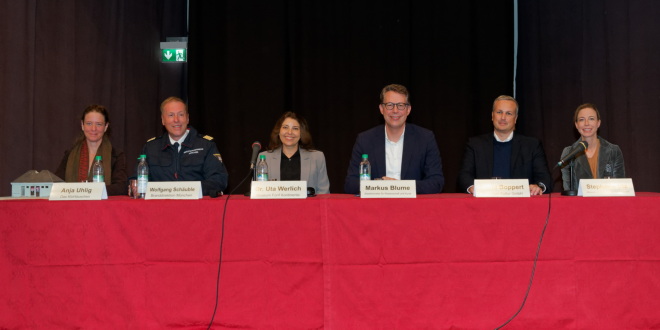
[141,96,228,196]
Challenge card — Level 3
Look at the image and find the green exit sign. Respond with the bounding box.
[162,49,187,62]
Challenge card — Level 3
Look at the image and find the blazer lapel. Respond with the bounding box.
[401,126,414,179]
[510,134,521,174]
[484,135,494,177]
[575,151,592,179]
[597,141,611,177]
[300,149,311,182]
[269,149,281,180]
[374,127,387,178]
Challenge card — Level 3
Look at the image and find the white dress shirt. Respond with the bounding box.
[384,126,405,180]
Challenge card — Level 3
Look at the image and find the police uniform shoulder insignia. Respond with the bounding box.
[203,135,214,141]
[146,137,156,142]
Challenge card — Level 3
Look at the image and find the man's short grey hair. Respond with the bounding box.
[492,95,519,115]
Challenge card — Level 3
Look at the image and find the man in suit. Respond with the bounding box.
[457,95,552,195]
[344,84,444,194]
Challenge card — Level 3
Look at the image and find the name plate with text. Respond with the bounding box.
[578,178,635,197]
[49,182,108,200]
[251,181,307,199]
[360,180,416,198]
[145,181,202,199]
[474,179,530,198]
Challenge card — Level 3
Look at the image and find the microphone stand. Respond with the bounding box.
[244,165,255,196]
[561,159,578,196]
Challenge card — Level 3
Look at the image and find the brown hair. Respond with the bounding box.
[573,103,601,122]
[76,104,110,144]
[380,84,410,104]
[268,112,315,151]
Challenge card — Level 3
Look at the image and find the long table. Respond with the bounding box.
[2,193,660,329]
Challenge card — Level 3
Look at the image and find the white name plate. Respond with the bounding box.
[578,178,635,197]
[49,182,108,200]
[474,179,530,198]
[360,180,416,198]
[251,181,307,199]
[145,181,202,199]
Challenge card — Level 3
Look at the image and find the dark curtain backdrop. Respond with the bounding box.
[0,0,185,197]
[2,1,659,196]
[517,1,660,192]
[188,1,514,193]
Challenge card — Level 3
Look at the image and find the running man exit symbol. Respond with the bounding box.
[161,49,186,62]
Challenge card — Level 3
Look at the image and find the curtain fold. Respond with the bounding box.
[188,1,515,193]
[517,0,660,192]
[0,0,167,196]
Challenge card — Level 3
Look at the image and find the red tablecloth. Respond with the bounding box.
[2,193,659,329]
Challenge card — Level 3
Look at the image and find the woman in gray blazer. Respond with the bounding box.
[560,103,625,191]
[259,112,330,194]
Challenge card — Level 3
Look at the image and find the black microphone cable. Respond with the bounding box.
[493,191,552,329]
[206,169,254,330]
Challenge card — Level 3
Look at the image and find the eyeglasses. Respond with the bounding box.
[381,102,410,111]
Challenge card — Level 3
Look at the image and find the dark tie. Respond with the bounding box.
[173,142,180,153]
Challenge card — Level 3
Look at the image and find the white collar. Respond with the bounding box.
[169,129,190,145]
[385,126,405,144]
[493,131,514,142]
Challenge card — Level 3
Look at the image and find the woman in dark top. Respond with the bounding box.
[560,103,625,191]
[55,104,127,195]
[258,112,330,194]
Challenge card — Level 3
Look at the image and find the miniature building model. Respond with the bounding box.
[11,170,64,197]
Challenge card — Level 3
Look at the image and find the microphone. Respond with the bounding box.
[249,141,262,169]
[555,141,588,168]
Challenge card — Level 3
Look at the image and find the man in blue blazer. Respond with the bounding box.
[457,95,552,195]
[344,84,444,194]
